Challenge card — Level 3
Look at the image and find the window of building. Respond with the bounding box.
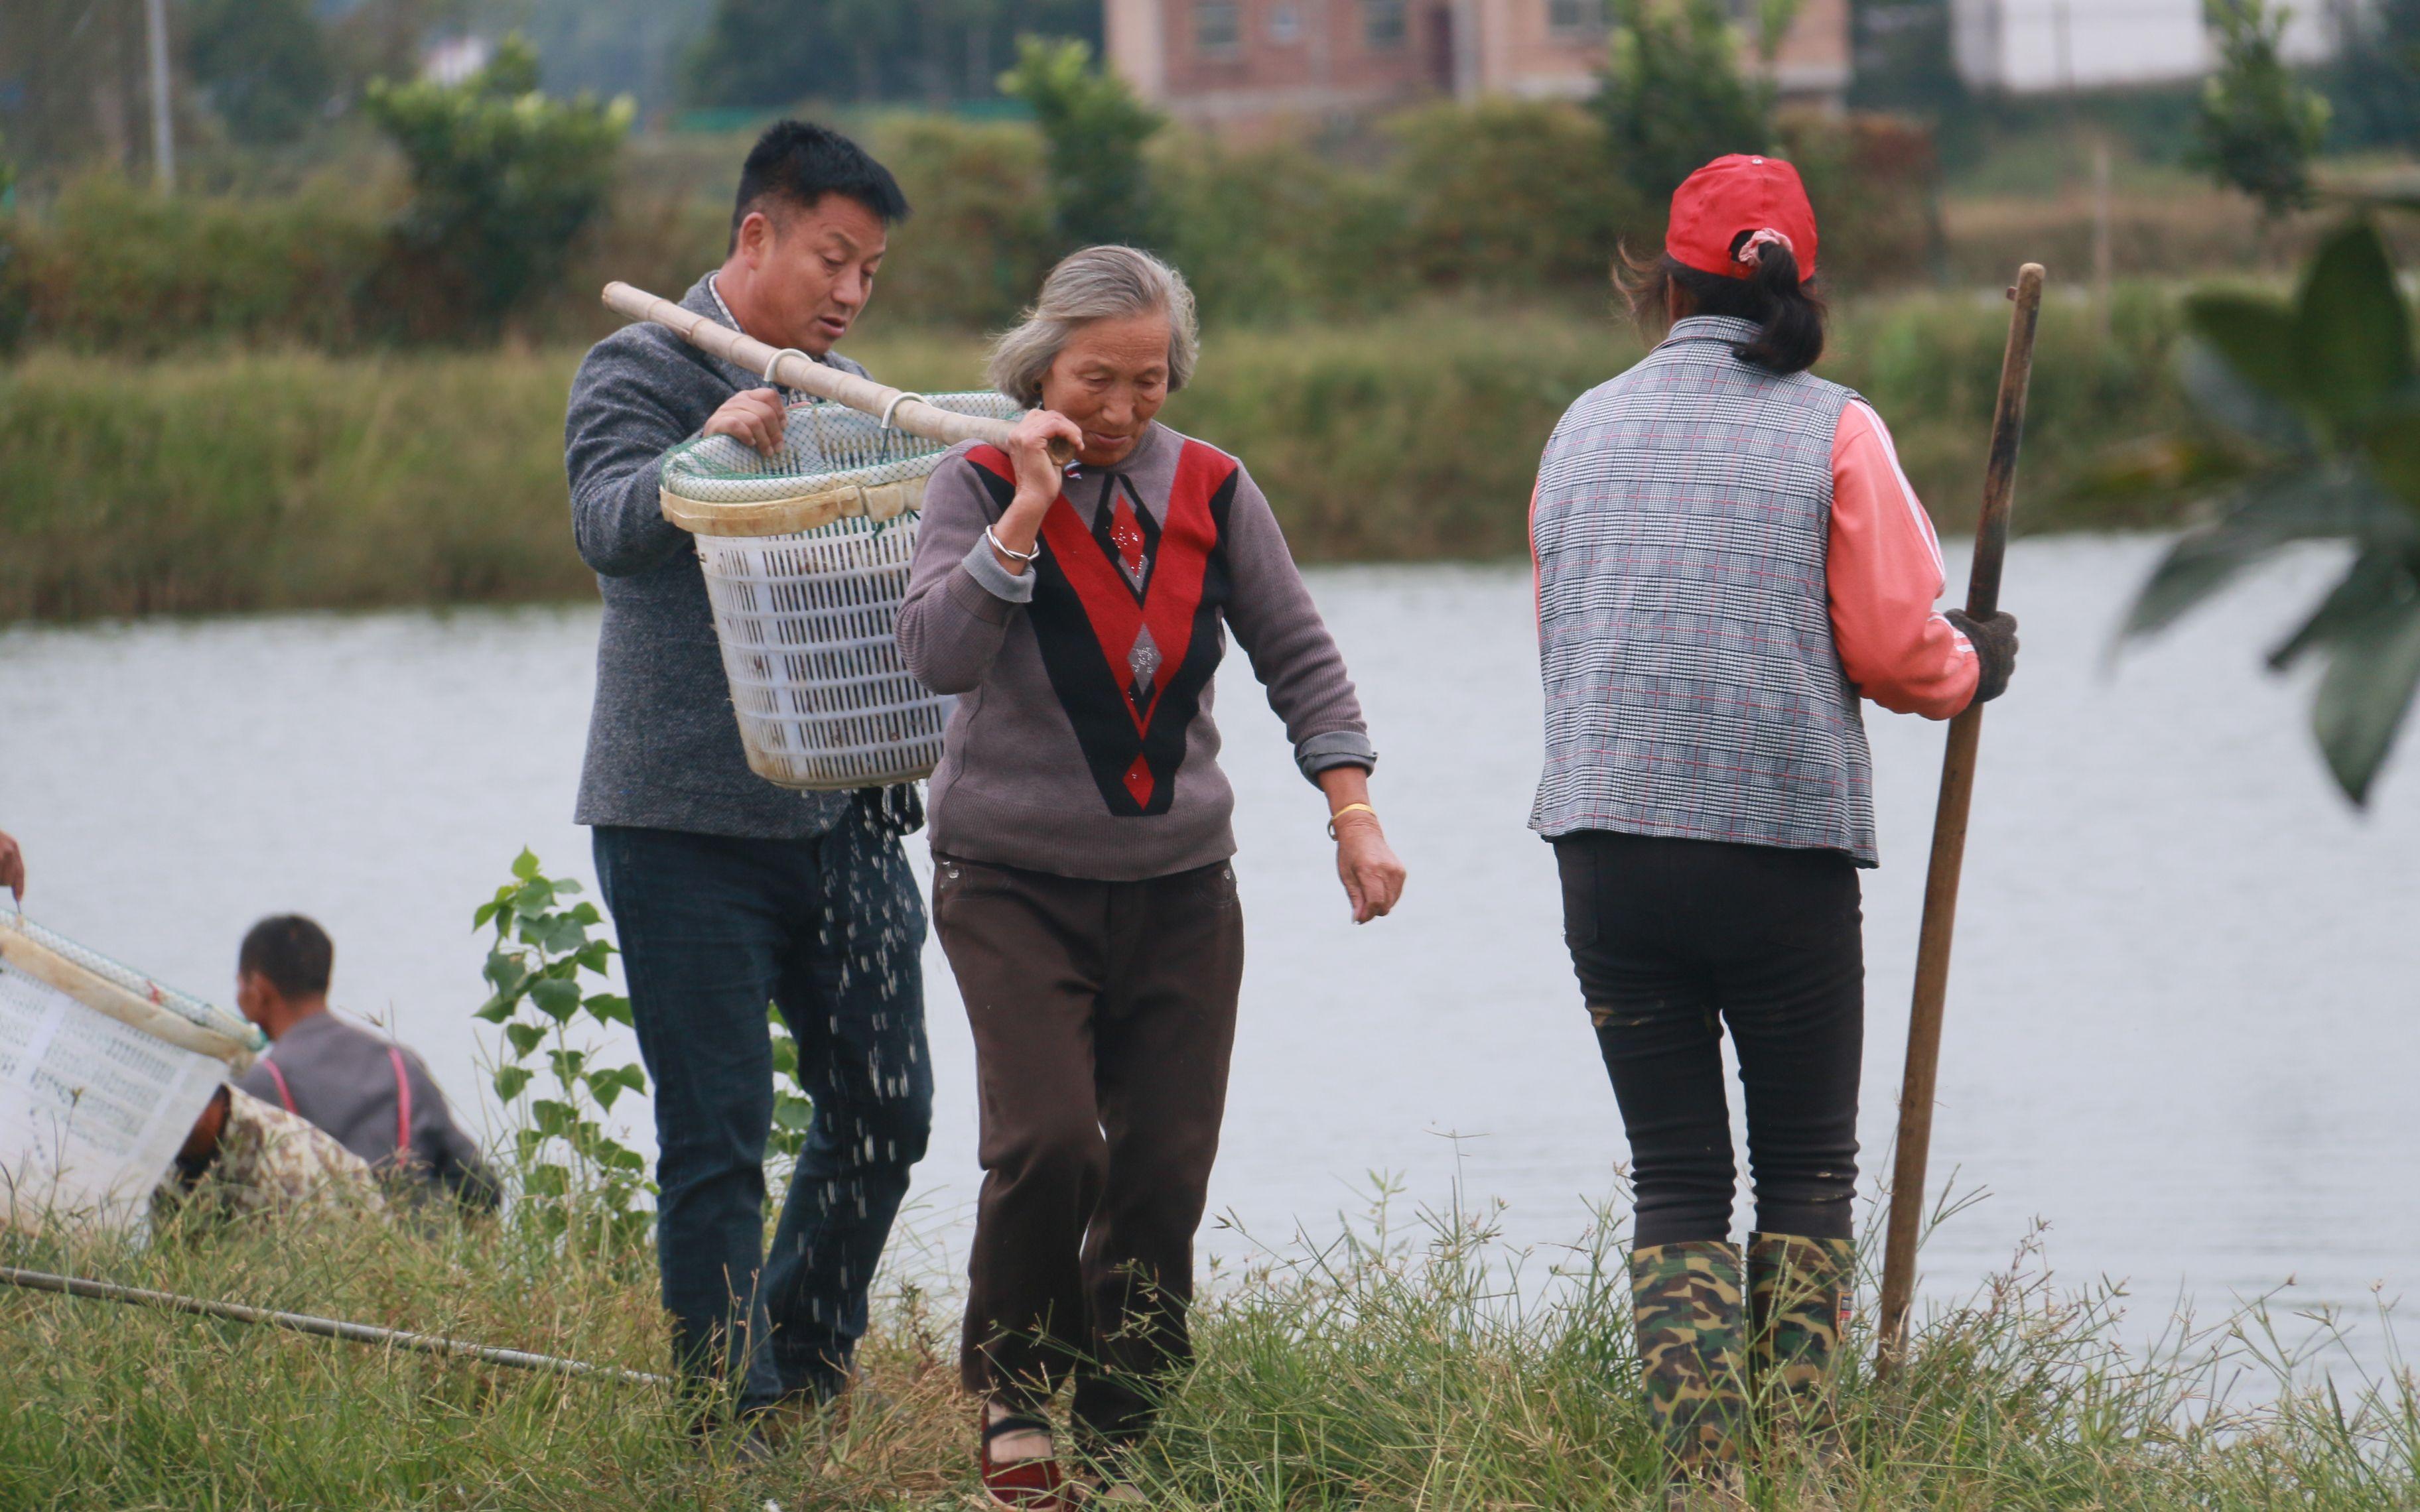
[1364,0,1408,48]
[1546,0,1607,36]
[1196,0,1243,53]
[1270,3,1302,43]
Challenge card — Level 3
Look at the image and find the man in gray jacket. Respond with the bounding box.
[563,120,932,1422]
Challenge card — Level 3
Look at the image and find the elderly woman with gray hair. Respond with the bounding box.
[900,245,1406,1505]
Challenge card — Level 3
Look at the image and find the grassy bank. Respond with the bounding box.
[0,291,2190,621]
[3,1200,2411,1510]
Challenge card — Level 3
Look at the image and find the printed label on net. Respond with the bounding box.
[0,957,224,1231]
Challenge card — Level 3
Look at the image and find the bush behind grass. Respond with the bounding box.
[2,1192,2413,1510]
[0,290,2189,621]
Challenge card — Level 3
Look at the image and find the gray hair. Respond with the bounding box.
[986,245,1200,408]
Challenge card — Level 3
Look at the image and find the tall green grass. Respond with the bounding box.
[3,1192,2411,1509]
[0,290,2189,621]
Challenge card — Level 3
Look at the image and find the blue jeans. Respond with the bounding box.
[592,805,933,1410]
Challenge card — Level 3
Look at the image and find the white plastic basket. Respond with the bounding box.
[659,394,1023,790]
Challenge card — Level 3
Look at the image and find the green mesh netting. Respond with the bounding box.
[659,393,1024,507]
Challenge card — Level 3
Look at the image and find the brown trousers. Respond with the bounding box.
[933,853,1244,1447]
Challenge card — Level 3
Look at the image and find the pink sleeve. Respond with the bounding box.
[1827,401,1979,720]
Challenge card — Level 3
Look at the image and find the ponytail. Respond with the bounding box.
[1617,239,1827,376]
[1731,239,1824,374]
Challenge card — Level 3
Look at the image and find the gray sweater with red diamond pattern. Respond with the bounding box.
[898,420,1375,881]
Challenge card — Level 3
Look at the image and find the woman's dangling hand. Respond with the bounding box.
[1316,768,1405,924]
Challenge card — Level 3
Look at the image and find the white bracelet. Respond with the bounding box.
[986,525,1040,564]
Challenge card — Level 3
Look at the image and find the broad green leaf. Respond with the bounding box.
[2186,291,2302,408]
[472,995,514,1025]
[511,879,557,916]
[2121,467,2382,640]
[473,901,501,930]
[529,976,581,1023]
[523,1162,568,1197]
[492,1065,531,1102]
[572,940,615,975]
[586,1069,626,1111]
[772,1097,815,1133]
[548,1048,588,1082]
[531,1099,578,1139]
[2309,571,2420,804]
[2358,389,2420,515]
[482,946,529,992]
[553,879,583,897]
[2293,220,2413,424]
[511,848,541,882]
[2176,341,2315,455]
[504,1021,545,1056]
[583,992,632,1027]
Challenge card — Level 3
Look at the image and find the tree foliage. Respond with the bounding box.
[182,0,336,145]
[998,35,1163,251]
[2118,215,2420,804]
[1595,0,1774,206]
[2327,0,2420,151]
[2189,0,2330,218]
[364,34,632,336]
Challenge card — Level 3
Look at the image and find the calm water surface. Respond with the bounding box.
[3,540,2413,1373]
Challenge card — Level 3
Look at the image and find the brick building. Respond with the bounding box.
[1104,0,1851,134]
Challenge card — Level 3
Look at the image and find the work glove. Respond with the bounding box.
[1945,609,2019,704]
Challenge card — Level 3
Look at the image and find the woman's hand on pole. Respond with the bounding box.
[702,388,788,456]
[992,409,1083,576]
[1317,767,1405,924]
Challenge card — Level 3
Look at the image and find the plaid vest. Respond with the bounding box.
[1528,316,1877,865]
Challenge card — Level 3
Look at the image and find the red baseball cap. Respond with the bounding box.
[1664,154,1819,282]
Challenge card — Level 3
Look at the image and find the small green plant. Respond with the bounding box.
[766,1005,817,1174]
[472,848,651,1249]
[1596,0,1773,205]
[2190,0,2331,218]
[2117,216,2419,803]
[364,34,632,337]
[998,34,1164,251]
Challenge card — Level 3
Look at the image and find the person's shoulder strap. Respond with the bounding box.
[387,1044,413,1161]
[260,1056,297,1114]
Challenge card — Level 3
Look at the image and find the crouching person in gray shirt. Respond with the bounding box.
[563,120,933,1427]
[232,914,499,1212]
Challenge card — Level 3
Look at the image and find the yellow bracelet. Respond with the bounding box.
[1327,802,1378,839]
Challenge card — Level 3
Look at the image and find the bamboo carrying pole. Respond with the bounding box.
[1875,264,2047,1376]
[0,1266,670,1388]
[600,281,1072,464]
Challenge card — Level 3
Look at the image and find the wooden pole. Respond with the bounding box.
[0,1265,670,1387]
[600,281,1071,465]
[1875,263,2046,1376]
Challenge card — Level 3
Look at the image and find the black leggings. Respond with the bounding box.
[1555,830,1864,1247]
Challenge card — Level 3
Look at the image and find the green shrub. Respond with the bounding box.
[865,114,1057,331]
[1152,135,1413,324]
[9,174,383,355]
[364,34,634,340]
[2191,0,2331,218]
[997,34,1162,252]
[1392,99,1643,294]
[1597,0,1773,205]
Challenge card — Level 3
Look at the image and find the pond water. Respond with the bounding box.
[3,539,2414,1377]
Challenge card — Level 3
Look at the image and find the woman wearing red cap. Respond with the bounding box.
[1528,155,2019,1503]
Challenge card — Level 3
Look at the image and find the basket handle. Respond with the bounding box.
[602,282,1075,466]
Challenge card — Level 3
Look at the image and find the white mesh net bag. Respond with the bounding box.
[658,393,1024,790]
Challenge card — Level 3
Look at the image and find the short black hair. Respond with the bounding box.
[239,914,333,999]
[730,119,910,253]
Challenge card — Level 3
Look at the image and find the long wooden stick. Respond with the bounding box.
[1875,263,2046,1376]
[602,281,1068,462]
[0,1265,670,1387]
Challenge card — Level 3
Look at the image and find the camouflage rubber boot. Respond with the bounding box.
[1629,1241,1749,1505]
[1747,1232,1856,1451]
